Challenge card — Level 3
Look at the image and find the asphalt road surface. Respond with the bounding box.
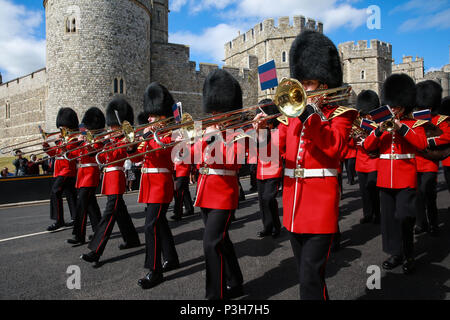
[0,173,449,300]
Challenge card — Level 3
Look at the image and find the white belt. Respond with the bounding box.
[380,154,415,160]
[141,168,170,174]
[104,166,124,173]
[199,167,237,176]
[285,168,338,179]
[55,157,65,160]
[79,163,98,168]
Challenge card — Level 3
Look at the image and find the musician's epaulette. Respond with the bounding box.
[437,115,449,126]
[412,119,429,128]
[137,141,146,150]
[328,106,358,120]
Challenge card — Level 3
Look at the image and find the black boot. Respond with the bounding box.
[138,271,164,289]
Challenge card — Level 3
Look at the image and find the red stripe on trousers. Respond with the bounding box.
[96,196,119,254]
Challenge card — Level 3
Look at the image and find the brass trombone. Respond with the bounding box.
[95,113,193,167]
[152,78,352,147]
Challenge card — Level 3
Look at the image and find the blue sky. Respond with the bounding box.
[1,0,449,82]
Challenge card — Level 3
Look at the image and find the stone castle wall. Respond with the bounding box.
[339,40,392,104]
[151,43,259,117]
[224,16,323,101]
[44,0,151,131]
[0,69,47,150]
[392,56,424,82]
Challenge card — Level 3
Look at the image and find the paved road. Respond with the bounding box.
[0,174,449,300]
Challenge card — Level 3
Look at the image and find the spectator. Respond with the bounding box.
[41,156,54,175]
[1,167,14,178]
[27,154,41,175]
[13,150,28,176]
[124,159,136,192]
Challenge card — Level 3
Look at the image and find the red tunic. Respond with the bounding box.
[364,119,428,189]
[257,128,283,180]
[355,146,378,173]
[344,138,357,159]
[45,138,78,177]
[132,136,174,204]
[175,163,191,178]
[193,132,243,210]
[97,138,127,195]
[279,105,358,234]
[68,141,103,188]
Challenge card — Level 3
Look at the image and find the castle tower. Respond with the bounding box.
[339,40,393,104]
[224,16,323,101]
[44,0,152,130]
[150,0,169,44]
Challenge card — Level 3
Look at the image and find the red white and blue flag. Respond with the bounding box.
[172,102,182,123]
[79,123,87,135]
[413,109,432,121]
[258,60,278,91]
[369,105,394,123]
[360,118,376,132]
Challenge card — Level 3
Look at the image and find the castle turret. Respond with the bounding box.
[44,0,152,130]
[151,0,169,44]
[339,39,393,103]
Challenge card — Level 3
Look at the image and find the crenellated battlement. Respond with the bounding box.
[339,39,392,60]
[224,16,323,60]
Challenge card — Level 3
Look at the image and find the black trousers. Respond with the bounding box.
[173,177,194,217]
[444,166,450,193]
[344,158,356,183]
[357,171,380,220]
[72,187,102,241]
[88,195,140,257]
[379,188,416,259]
[144,203,178,271]
[257,178,281,233]
[201,208,243,300]
[289,232,334,300]
[250,164,257,190]
[50,176,77,224]
[416,172,438,228]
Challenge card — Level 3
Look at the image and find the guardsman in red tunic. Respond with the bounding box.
[171,160,195,221]
[135,83,180,289]
[354,90,381,224]
[414,81,450,236]
[81,98,140,266]
[364,74,428,274]
[438,97,450,206]
[42,108,79,231]
[253,99,283,238]
[343,133,357,185]
[263,31,357,300]
[66,107,105,245]
[192,69,244,300]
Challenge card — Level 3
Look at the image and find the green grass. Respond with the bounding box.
[0,156,15,174]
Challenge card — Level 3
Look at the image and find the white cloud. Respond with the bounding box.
[390,0,447,15]
[0,0,45,82]
[398,8,450,32]
[170,23,243,63]
[426,66,443,73]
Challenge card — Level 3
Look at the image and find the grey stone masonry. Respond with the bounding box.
[224,16,323,101]
[339,40,393,105]
[44,0,151,131]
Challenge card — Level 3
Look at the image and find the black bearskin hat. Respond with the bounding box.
[143,82,174,118]
[381,73,417,114]
[289,30,343,89]
[202,69,243,113]
[81,107,105,130]
[356,90,380,115]
[56,107,79,130]
[137,111,150,125]
[439,96,450,116]
[106,98,134,126]
[416,80,443,114]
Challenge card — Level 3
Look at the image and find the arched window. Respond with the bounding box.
[119,79,124,94]
[282,51,287,63]
[243,34,246,42]
[157,11,161,23]
[72,18,76,32]
[66,19,71,33]
[5,102,10,119]
[361,70,365,80]
[65,17,77,33]
[260,23,263,31]
[113,78,118,94]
